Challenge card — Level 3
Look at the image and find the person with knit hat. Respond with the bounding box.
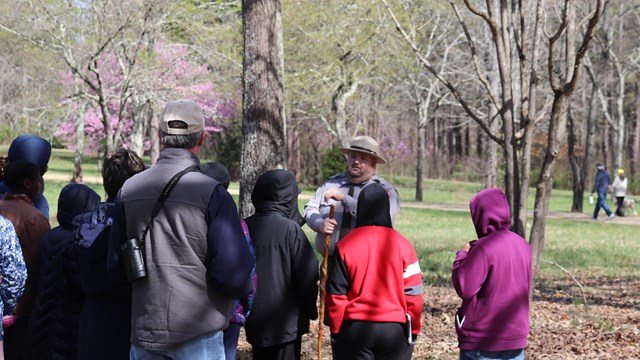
[303,135,400,256]
[612,168,628,217]
[0,135,52,218]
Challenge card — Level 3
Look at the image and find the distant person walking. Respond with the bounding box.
[612,168,628,217]
[590,163,615,220]
[452,188,532,360]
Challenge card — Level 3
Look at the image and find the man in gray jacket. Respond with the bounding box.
[303,135,400,256]
[108,99,254,359]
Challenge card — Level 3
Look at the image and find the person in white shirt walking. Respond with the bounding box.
[612,168,628,217]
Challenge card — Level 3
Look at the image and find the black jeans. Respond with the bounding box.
[331,321,414,360]
[252,337,302,360]
[616,196,625,216]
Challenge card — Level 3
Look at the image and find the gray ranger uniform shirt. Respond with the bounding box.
[303,173,400,255]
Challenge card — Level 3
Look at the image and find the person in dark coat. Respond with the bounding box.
[244,169,319,360]
[24,183,100,360]
[74,149,145,360]
[0,160,51,360]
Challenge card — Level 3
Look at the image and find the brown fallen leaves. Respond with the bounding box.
[236,277,640,359]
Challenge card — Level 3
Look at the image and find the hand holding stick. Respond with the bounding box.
[318,205,335,360]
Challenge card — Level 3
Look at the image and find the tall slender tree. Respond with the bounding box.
[239,0,287,217]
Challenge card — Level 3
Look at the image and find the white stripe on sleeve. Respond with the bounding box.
[403,261,421,279]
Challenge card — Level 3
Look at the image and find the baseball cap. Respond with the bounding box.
[160,100,205,135]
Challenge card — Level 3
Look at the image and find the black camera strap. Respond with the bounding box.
[139,165,199,245]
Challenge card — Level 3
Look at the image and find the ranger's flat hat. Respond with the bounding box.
[339,136,387,164]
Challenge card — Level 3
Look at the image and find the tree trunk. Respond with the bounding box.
[529,0,603,275]
[239,0,287,218]
[530,96,569,275]
[129,97,147,157]
[332,78,359,147]
[72,101,86,183]
[149,106,160,165]
[612,56,625,170]
[568,106,583,212]
[631,79,640,178]
[415,92,430,201]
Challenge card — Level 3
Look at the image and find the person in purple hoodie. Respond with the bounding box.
[452,188,532,360]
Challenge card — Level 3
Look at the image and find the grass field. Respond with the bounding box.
[40,149,640,286]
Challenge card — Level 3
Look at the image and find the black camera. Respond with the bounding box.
[121,237,147,283]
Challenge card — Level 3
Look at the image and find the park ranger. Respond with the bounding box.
[303,135,400,255]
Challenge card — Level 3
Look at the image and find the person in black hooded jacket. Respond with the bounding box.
[24,183,100,360]
[244,169,319,360]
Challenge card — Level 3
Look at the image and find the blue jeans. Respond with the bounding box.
[593,191,612,218]
[130,331,225,360]
[460,349,524,360]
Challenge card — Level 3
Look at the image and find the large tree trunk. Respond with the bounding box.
[239,0,287,218]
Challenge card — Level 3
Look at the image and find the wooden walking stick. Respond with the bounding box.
[318,205,335,360]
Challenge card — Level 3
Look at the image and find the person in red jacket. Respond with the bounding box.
[326,183,422,359]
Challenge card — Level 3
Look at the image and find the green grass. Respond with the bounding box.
[39,152,640,284]
[388,174,596,214]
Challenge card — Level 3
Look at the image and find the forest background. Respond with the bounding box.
[1,1,639,358]
[1,0,636,274]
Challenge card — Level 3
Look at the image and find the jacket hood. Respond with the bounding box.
[8,135,52,174]
[251,169,301,220]
[355,183,392,228]
[469,188,511,238]
[57,183,101,227]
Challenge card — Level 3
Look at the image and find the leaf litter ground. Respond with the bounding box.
[235,276,640,359]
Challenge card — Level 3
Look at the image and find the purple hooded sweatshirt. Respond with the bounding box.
[452,188,532,352]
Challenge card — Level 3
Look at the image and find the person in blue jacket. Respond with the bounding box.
[0,135,52,218]
[590,163,615,220]
[75,148,145,360]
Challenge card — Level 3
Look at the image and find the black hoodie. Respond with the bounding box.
[245,169,319,347]
[25,183,100,360]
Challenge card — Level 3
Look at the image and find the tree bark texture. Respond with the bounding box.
[239,0,287,218]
